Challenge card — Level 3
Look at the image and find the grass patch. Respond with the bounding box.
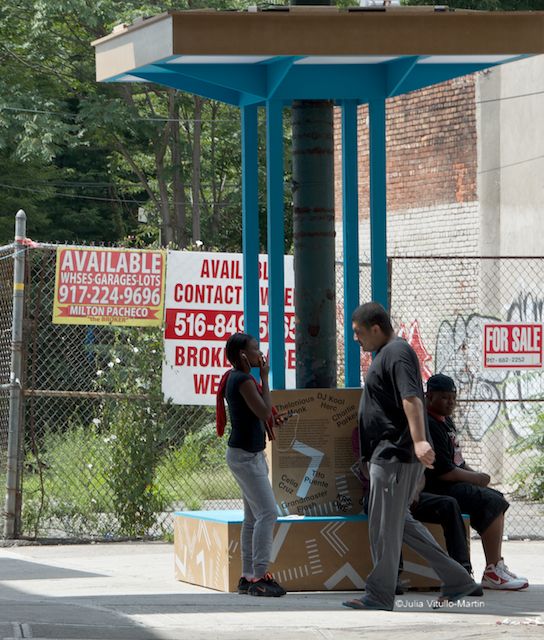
[22,421,241,537]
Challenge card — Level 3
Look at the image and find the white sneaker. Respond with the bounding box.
[496,558,528,583]
[482,560,529,590]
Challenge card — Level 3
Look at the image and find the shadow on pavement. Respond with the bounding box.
[0,557,159,640]
[0,557,106,580]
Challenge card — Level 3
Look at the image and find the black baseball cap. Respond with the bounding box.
[427,374,457,393]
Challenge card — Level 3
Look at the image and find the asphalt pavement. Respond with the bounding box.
[0,540,542,640]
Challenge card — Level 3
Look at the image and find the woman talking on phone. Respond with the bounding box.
[216,332,286,597]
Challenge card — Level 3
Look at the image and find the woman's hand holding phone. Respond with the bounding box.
[259,353,270,379]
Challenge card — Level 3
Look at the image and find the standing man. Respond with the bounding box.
[343,302,478,611]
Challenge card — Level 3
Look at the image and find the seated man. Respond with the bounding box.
[411,480,473,577]
[425,373,528,591]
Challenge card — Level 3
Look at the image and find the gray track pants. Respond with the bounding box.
[366,461,475,610]
[226,447,277,579]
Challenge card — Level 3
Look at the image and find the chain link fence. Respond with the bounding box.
[0,244,543,539]
[0,244,14,536]
[390,257,544,540]
[15,245,241,540]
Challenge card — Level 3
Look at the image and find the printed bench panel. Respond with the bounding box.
[174,510,469,593]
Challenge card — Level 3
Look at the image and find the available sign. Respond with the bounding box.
[483,323,543,369]
[52,247,166,326]
[162,250,295,405]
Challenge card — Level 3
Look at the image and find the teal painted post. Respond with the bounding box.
[369,99,388,311]
[266,101,285,389]
[341,100,361,387]
[241,105,259,340]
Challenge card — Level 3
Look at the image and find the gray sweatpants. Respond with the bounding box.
[226,447,277,579]
[366,461,475,610]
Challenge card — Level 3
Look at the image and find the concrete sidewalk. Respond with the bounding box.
[0,540,542,640]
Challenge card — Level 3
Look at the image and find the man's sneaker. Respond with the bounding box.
[237,576,251,594]
[464,570,483,596]
[434,581,480,608]
[468,583,484,597]
[482,561,529,590]
[247,573,286,597]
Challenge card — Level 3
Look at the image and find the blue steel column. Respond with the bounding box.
[341,100,361,387]
[241,105,259,340]
[266,101,285,389]
[369,99,388,311]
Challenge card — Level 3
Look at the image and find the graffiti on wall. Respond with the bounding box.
[434,293,544,441]
[435,313,504,440]
[359,319,433,381]
[398,320,433,382]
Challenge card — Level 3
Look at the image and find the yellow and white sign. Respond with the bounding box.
[52,247,166,326]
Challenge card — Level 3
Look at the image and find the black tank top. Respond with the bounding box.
[225,369,266,452]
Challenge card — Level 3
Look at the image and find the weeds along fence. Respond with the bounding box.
[0,239,543,539]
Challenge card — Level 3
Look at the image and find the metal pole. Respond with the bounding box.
[341,100,361,388]
[4,209,26,539]
[292,99,337,389]
[369,99,388,310]
[266,100,286,390]
[241,104,260,340]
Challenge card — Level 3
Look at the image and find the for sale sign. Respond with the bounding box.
[162,250,295,405]
[52,247,166,326]
[483,323,543,369]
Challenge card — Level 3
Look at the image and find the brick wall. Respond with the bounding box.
[334,74,478,228]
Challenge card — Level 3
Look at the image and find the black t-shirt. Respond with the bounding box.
[225,369,266,453]
[425,414,466,492]
[358,337,429,463]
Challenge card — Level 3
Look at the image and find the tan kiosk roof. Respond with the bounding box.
[94,8,544,89]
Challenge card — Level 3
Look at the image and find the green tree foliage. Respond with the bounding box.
[1,0,290,251]
[0,2,125,243]
[510,413,544,502]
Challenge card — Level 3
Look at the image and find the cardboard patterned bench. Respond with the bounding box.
[174,510,470,593]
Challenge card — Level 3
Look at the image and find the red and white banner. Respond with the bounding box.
[52,247,165,326]
[483,323,543,369]
[162,251,295,405]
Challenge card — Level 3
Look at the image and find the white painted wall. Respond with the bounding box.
[336,201,479,262]
[479,55,544,257]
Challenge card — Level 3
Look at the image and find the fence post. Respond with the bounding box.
[3,210,26,539]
